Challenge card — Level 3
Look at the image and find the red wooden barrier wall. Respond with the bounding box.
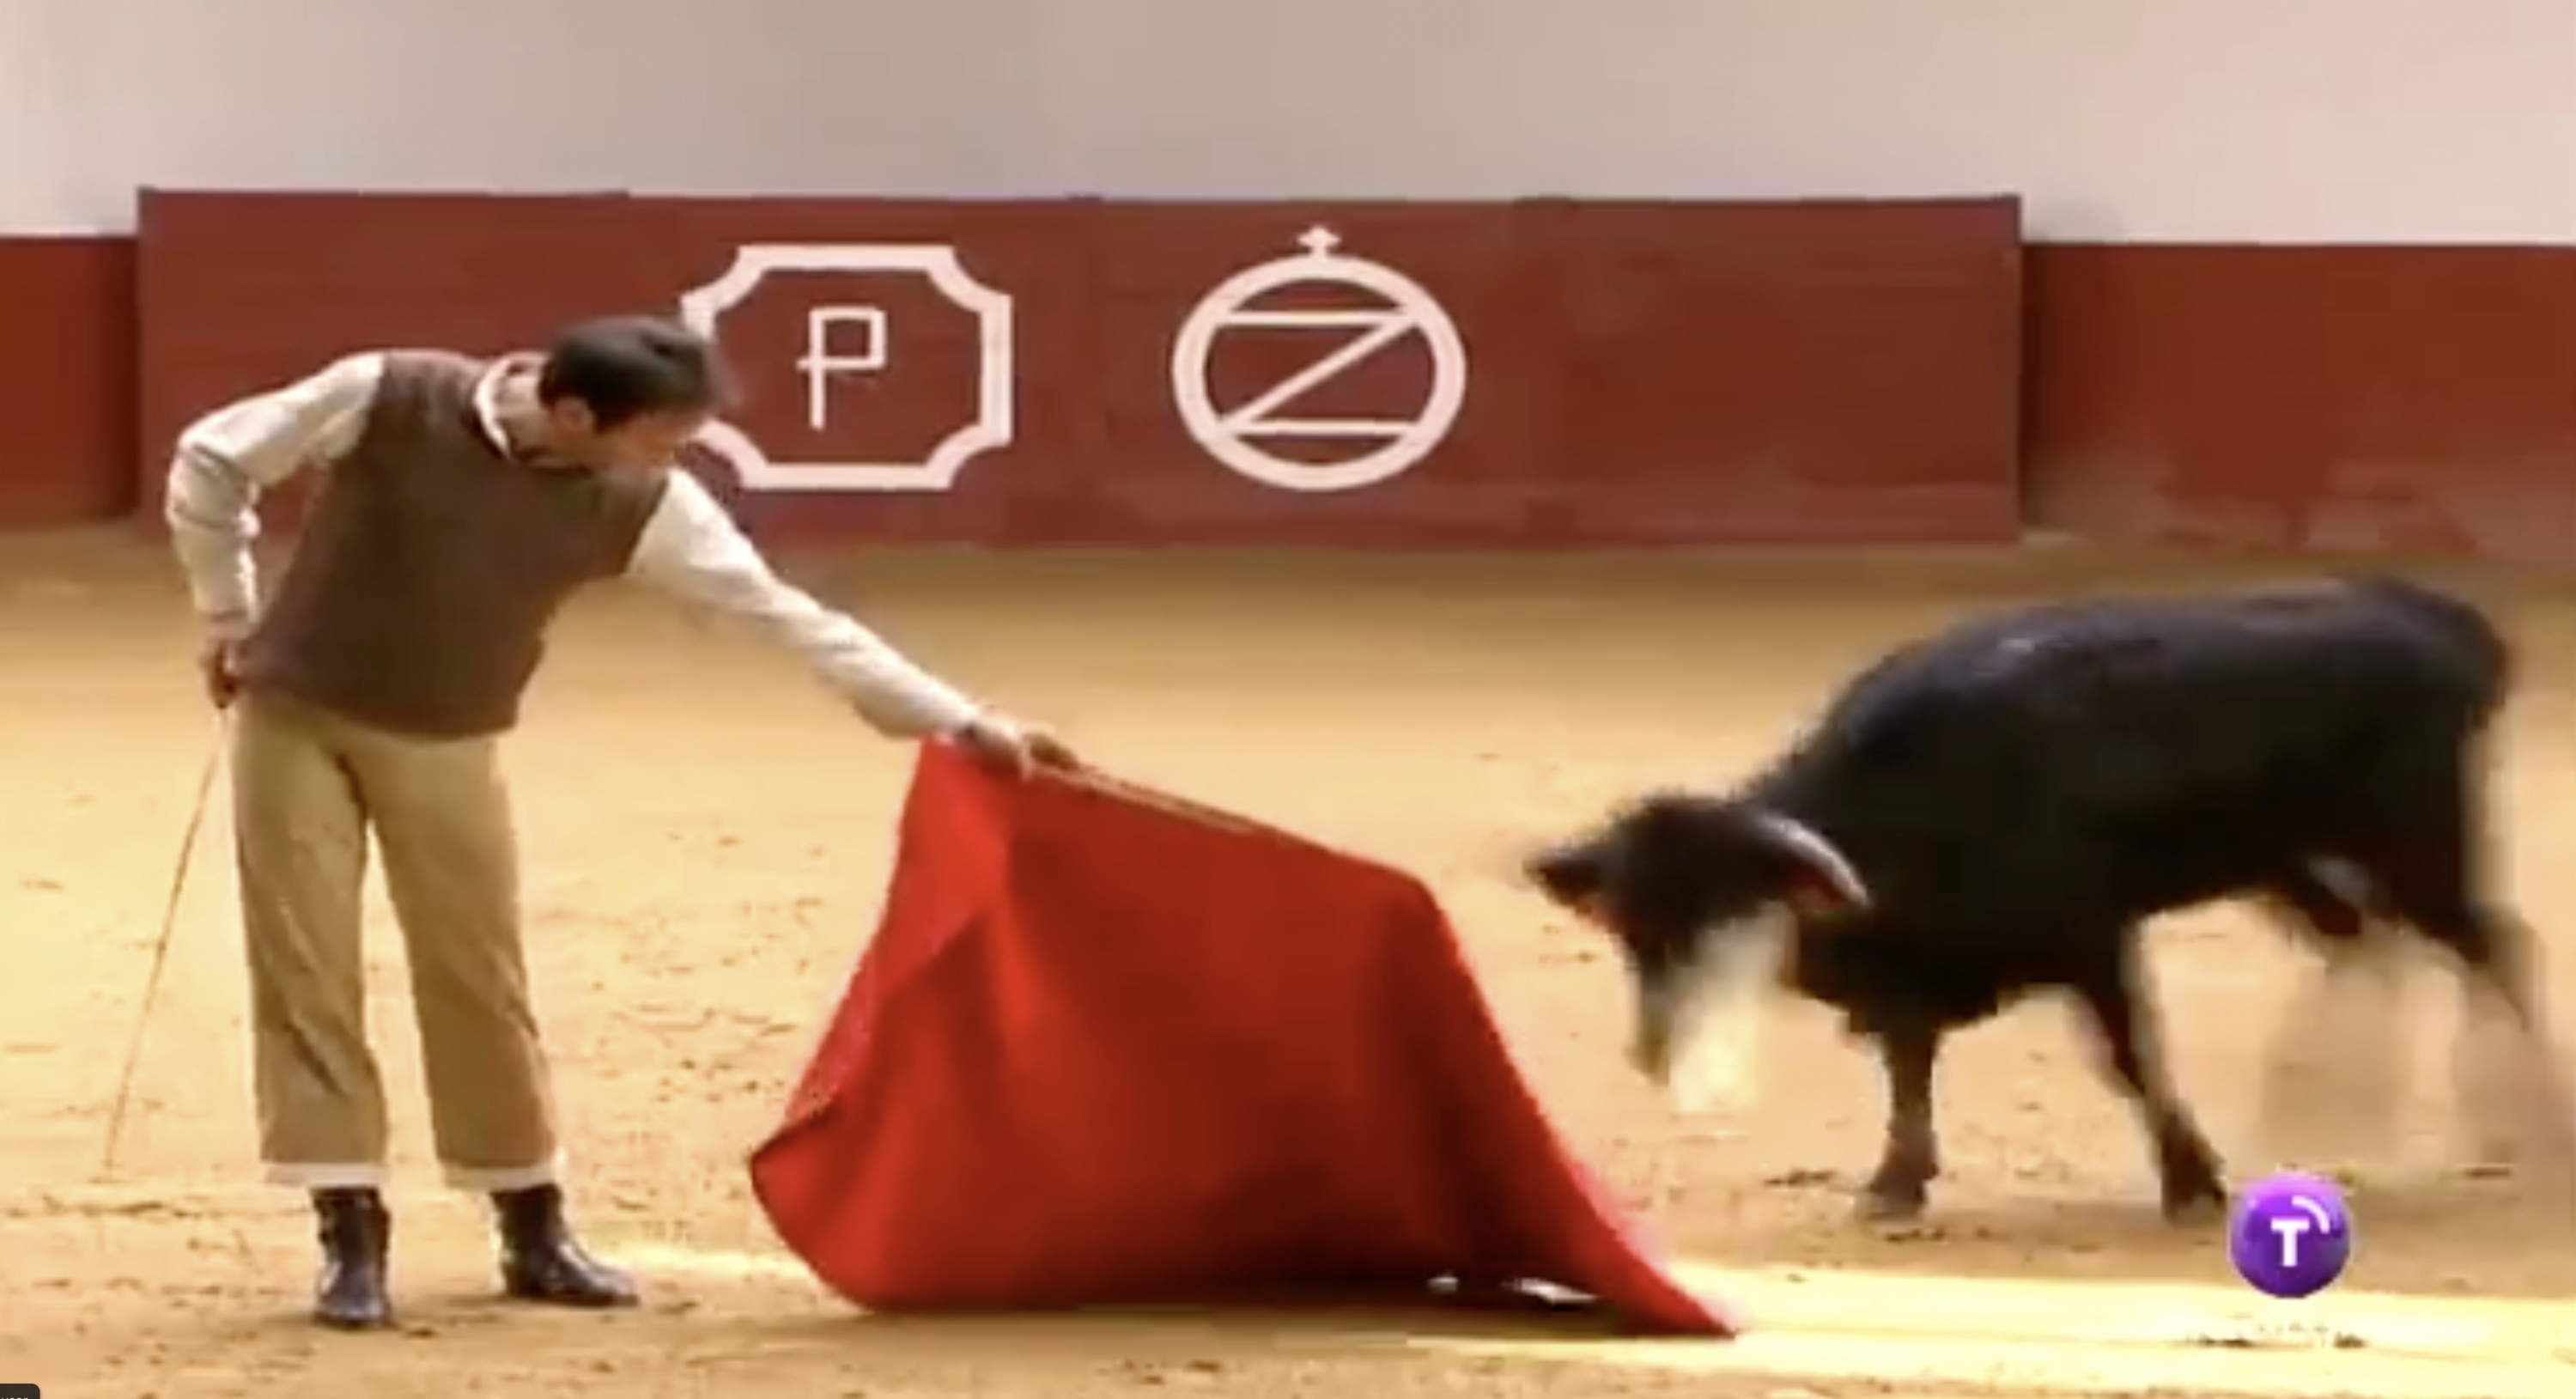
[11,192,2576,559]
[125,192,2024,548]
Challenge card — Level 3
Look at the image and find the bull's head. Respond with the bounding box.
[1522,793,1869,1113]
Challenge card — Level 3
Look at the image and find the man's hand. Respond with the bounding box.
[953,713,1079,777]
[196,633,245,709]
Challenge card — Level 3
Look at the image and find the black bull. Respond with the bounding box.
[1526,575,2575,1222]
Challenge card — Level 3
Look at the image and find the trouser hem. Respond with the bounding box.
[264,1161,387,1189]
[442,1159,561,1192]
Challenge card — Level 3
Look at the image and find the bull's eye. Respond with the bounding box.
[1783,868,1862,920]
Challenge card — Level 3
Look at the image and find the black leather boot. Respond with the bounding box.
[494,1184,638,1307]
[311,1188,394,1329]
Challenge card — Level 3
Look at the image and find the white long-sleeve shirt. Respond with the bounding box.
[162,351,987,739]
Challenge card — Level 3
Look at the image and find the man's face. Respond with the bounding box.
[543,401,711,471]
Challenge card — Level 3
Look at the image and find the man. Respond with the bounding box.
[163,316,1074,1330]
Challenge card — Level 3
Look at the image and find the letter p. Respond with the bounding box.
[799,306,888,431]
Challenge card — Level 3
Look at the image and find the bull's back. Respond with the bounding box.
[1766,582,2502,924]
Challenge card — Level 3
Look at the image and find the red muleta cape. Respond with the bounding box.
[750,742,1733,1335]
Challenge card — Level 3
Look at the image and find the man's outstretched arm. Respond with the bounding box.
[623,469,1000,741]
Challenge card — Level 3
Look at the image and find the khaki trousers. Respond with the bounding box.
[231,691,557,1190]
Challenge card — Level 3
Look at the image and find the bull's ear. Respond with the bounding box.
[1741,809,1870,915]
[1523,841,1607,916]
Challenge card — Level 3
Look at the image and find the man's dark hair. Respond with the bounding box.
[537,316,733,429]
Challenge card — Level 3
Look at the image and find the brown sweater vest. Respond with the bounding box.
[238,351,670,739]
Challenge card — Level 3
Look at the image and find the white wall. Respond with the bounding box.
[6,0,2572,241]
[0,0,85,234]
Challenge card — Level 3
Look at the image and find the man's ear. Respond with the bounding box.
[1524,841,1607,919]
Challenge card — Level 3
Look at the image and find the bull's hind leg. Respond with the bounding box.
[2070,936,2227,1223]
[2255,869,2407,1165]
[2360,763,2576,1184]
[1857,1019,1944,1221]
[2398,888,2575,1183]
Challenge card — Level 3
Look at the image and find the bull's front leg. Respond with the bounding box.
[1859,1018,1944,1220]
[2071,941,2228,1223]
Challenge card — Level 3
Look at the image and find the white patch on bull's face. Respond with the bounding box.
[1662,905,1795,1117]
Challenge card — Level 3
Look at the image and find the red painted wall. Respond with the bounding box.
[2,235,137,526]
[2023,245,2576,563]
[127,192,2022,548]
[9,196,2576,560]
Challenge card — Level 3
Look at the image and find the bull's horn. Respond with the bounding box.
[1746,810,1870,909]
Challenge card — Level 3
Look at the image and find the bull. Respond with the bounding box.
[1523,575,2572,1222]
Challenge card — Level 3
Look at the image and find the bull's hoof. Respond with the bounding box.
[2455,1098,2530,1173]
[1854,1183,1928,1224]
[2456,1104,2576,1189]
[2160,1182,2229,1226]
[2465,1135,2576,1198]
[2458,1130,2524,1175]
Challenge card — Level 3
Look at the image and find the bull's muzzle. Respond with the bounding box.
[1631,928,1782,1116]
[1629,979,1680,1082]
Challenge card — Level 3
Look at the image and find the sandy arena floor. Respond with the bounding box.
[5,535,2573,1399]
